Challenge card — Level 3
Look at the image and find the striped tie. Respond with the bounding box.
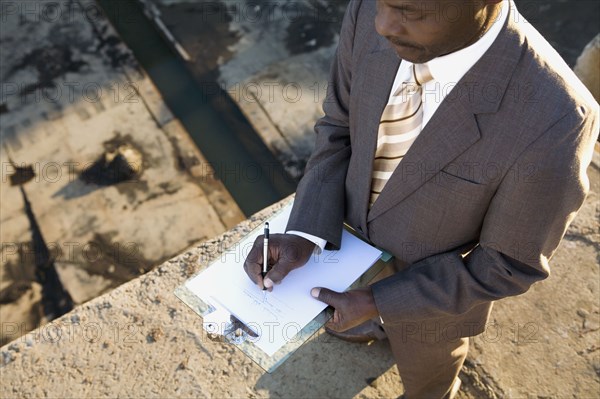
[369,63,433,207]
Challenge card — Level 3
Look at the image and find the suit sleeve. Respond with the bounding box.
[285,0,362,250]
[372,105,599,324]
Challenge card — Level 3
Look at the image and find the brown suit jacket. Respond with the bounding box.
[287,0,599,336]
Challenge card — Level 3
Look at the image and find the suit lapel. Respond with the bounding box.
[353,43,401,235]
[367,97,481,222]
[366,3,524,223]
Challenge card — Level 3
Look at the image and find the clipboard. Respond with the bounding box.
[174,201,392,373]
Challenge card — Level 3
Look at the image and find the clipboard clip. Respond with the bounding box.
[202,306,258,344]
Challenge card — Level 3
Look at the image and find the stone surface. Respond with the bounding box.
[142,0,600,178]
[1,0,598,397]
[0,0,244,345]
[575,34,600,103]
[141,0,346,178]
[1,155,599,397]
[0,199,405,398]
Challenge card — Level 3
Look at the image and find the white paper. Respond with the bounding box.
[185,203,382,356]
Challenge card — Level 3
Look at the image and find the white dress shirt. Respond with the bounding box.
[288,1,510,252]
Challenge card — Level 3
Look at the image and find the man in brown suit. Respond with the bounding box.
[244,0,599,397]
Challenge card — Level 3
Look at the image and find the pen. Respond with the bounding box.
[262,222,269,291]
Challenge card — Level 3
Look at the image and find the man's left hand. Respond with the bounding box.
[311,287,380,332]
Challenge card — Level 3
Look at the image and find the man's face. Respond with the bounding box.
[375,0,494,63]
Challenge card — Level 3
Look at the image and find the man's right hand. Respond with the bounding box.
[243,234,316,291]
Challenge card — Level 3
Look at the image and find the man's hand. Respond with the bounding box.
[243,233,316,291]
[311,287,380,332]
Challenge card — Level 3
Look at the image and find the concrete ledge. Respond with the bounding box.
[0,0,244,346]
[2,163,599,397]
[0,197,403,398]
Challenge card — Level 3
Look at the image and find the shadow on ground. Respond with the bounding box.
[255,331,398,398]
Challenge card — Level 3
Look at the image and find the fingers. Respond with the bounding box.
[265,235,315,287]
[263,277,273,291]
[264,262,293,288]
[328,310,344,332]
[243,234,290,290]
[314,288,379,332]
[311,287,343,308]
[244,233,315,291]
[243,234,296,290]
[313,287,346,332]
[243,235,265,288]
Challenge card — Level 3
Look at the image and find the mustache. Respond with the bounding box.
[386,36,421,49]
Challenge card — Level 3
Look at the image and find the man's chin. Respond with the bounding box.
[391,44,432,63]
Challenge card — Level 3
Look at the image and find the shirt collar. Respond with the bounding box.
[421,0,510,85]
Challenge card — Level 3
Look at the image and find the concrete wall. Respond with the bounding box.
[2,150,599,398]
